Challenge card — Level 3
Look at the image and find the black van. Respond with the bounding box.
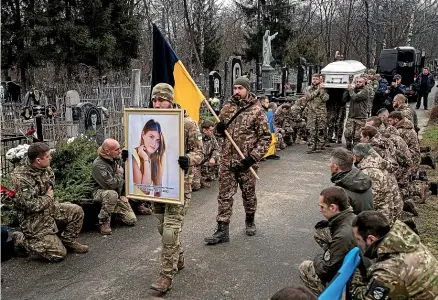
[377,46,425,102]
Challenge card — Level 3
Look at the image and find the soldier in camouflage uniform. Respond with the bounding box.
[148,83,204,293]
[366,117,413,199]
[343,77,369,150]
[274,103,294,146]
[388,111,427,203]
[304,74,329,153]
[393,94,419,133]
[205,76,271,245]
[192,119,220,190]
[326,89,346,144]
[91,139,137,235]
[351,211,438,299]
[290,99,307,144]
[359,126,398,173]
[12,143,88,261]
[353,143,403,222]
[365,70,378,116]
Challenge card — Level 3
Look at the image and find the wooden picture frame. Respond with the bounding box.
[124,108,185,205]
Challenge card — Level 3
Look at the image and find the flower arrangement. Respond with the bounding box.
[5,144,30,164]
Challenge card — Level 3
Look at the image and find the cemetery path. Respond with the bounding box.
[1,93,433,300]
[1,143,329,300]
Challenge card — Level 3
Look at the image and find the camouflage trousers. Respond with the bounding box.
[299,260,327,296]
[276,132,286,150]
[192,164,217,191]
[292,121,306,144]
[152,172,192,279]
[216,164,257,224]
[307,113,327,150]
[299,227,331,296]
[344,118,366,147]
[14,203,84,262]
[93,189,137,225]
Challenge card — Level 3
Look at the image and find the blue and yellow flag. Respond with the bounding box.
[150,24,204,122]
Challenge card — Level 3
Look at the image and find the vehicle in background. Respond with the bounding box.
[377,46,425,102]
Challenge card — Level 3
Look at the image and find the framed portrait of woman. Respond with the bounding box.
[124,108,185,205]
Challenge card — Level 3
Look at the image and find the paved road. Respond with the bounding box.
[1,143,330,300]
[2,89,435,300]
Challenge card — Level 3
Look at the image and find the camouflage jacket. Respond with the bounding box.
[274,104,293,131]
[184,116,204,167]
[290,104,305,123]
[369,132,398,173]
[351,220,438,299]
[397,103,413,122]
[219,93,271,164]
[304,85,329,115]
[394,118,420,167]
[12,160,58,238]
[359,150,402,222]
[381,125,412,170]
[199,134,219,166]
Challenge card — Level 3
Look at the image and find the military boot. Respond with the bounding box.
[429,182,438,196]
[245,213,256,236]
[418,170,428,182]
[64,241,89,253]
[204,222,229,245]
[100,220,112,235]
[421,154,436,169]
[12,231,28,257]
[403,199,419,217]
[150,275,172,293]
[177,251,185,271]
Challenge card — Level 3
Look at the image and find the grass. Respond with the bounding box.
[418,125,438,258]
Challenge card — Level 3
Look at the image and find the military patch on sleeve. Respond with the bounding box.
[323,250,331,261]
[196,133,203,140]
[365,278,390,300]
[101,170,108,177]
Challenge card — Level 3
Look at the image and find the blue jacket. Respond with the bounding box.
[376,78,388,94]
[415,73,435,92]
[266,110,275,133]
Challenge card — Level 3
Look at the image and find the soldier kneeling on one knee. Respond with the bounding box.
[91,139,137,235]
[12,142,88,262]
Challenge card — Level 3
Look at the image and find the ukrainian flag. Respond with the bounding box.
[150,24,204,122]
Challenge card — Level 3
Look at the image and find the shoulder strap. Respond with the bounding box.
[226,101,255,127]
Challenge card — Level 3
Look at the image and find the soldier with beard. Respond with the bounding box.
[205,76,271,245]
[304,74,329,153]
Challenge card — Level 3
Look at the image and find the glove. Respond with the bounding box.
[178,155,190,172]
[230,156,255,172]
[240,156,255,170]
[216,121,227,136]
[314,220,329,229]
[121,150,129,162]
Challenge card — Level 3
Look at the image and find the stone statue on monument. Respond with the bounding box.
[262,30,278,67]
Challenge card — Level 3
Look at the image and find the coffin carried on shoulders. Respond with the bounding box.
[321,60,367,89]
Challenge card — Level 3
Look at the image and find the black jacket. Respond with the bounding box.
[331,168,373,215]
[313,208,357,284]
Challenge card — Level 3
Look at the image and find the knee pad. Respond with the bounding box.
[162,227,178,246]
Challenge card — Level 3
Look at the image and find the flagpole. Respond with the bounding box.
[202,98,260,180]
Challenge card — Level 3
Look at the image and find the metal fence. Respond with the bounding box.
[0,135,29,175]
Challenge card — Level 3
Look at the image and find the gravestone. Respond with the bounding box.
[65,90,80,137]
[76,102,104,144]
[225,56,243,96]
[209,71,222,98]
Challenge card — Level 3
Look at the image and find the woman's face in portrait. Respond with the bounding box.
[91,114,97,126]
[143,130,161,154]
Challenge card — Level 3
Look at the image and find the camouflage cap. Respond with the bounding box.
[367,69,376,75]
[353,143,372,158]
[151,83,174,102]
